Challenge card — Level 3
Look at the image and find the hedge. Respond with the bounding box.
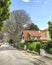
[20,39,41,53]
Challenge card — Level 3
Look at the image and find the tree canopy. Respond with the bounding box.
[48,20,52,40]
[0,0,11,30]
[10,10,31,25]
[5,10,31,48]
[29,23,39,30]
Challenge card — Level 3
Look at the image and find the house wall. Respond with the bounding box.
[41,30,51,41]
[22,32,31,40]
[31,36,40,40]
[47,31,51,40]
[41,31,47,39]
[22,30,51,41]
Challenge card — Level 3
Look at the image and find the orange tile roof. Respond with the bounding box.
[22,29,49,41]
[23,29,48,36]
[23,30,41,37]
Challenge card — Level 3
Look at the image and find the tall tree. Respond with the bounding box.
[0,0,11,30]
[29,23,39,30]
[10,10,31,25]
[5,20,22,48]
[4,10,31,48]
[48,20,52,40]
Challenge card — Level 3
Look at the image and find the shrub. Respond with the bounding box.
[20,39,25,48]
[27,44,34,51]
[41,44,47,49]
[27,42,35,51]
[25,40,42,43]
[41,41,52,54]
[34,42,41,52]
[25,40,35,43]
[20,40,41,53]
[36,43,41,53]
[49,48,52,54]
[27,42,41,53]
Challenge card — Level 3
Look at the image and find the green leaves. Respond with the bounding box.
[48,20,52,39]
[0,0,11,30]
[29,23,39,30]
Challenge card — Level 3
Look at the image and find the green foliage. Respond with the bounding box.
[20,40,41,53]
[20,39,25,44]
[0,0,11,30]
[27,42,41,53]
[25,40,35,43]
[36,43,41,53]
[25,40,42,43]
[49,48,52,54]
[20,39,25,48]
[42,41,52,54]
[20,42,24,48]
[41,43,47,49]
[8,39,13,45]
[29,23,39,30]
[48,21,52,40]
[48,40,52,44]
[27,43,33,51]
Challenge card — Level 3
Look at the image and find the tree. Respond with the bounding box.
[5,20,22,48]
[0,31,3,40]
[48,20,52,40]
[0,0,11,30]
[29,23,39,30]
[10,10,31,25]
[4,10,31,48]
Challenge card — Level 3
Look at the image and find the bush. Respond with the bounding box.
[25,40,42,43]
[34,42,41,52]
[20,40,41,53]
[41,44,47,49]
[27,44,33,51]
[49,48,52,54]
[25,40,35,43]
[27,42,41,53]
[36,43,41,53]
[20,39,25,48]
[41,41,52,54]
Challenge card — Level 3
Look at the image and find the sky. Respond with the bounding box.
[10,0,52,29]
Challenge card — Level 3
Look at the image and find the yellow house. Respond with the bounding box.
[40,29,51,42]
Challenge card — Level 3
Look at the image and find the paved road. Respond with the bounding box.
[0,45,38,65]
[20,50,52,65]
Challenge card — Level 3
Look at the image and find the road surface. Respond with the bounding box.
[0,45,38,65]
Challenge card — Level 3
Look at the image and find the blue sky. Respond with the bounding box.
[10,0,52,29]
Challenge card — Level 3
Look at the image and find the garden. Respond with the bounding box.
[20,39,52,54]
[41,41,52,54]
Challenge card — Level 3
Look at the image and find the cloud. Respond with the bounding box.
[22,0,30,2]
[34,0,41,3]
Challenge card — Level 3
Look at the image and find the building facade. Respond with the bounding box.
[22,29,51,42]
